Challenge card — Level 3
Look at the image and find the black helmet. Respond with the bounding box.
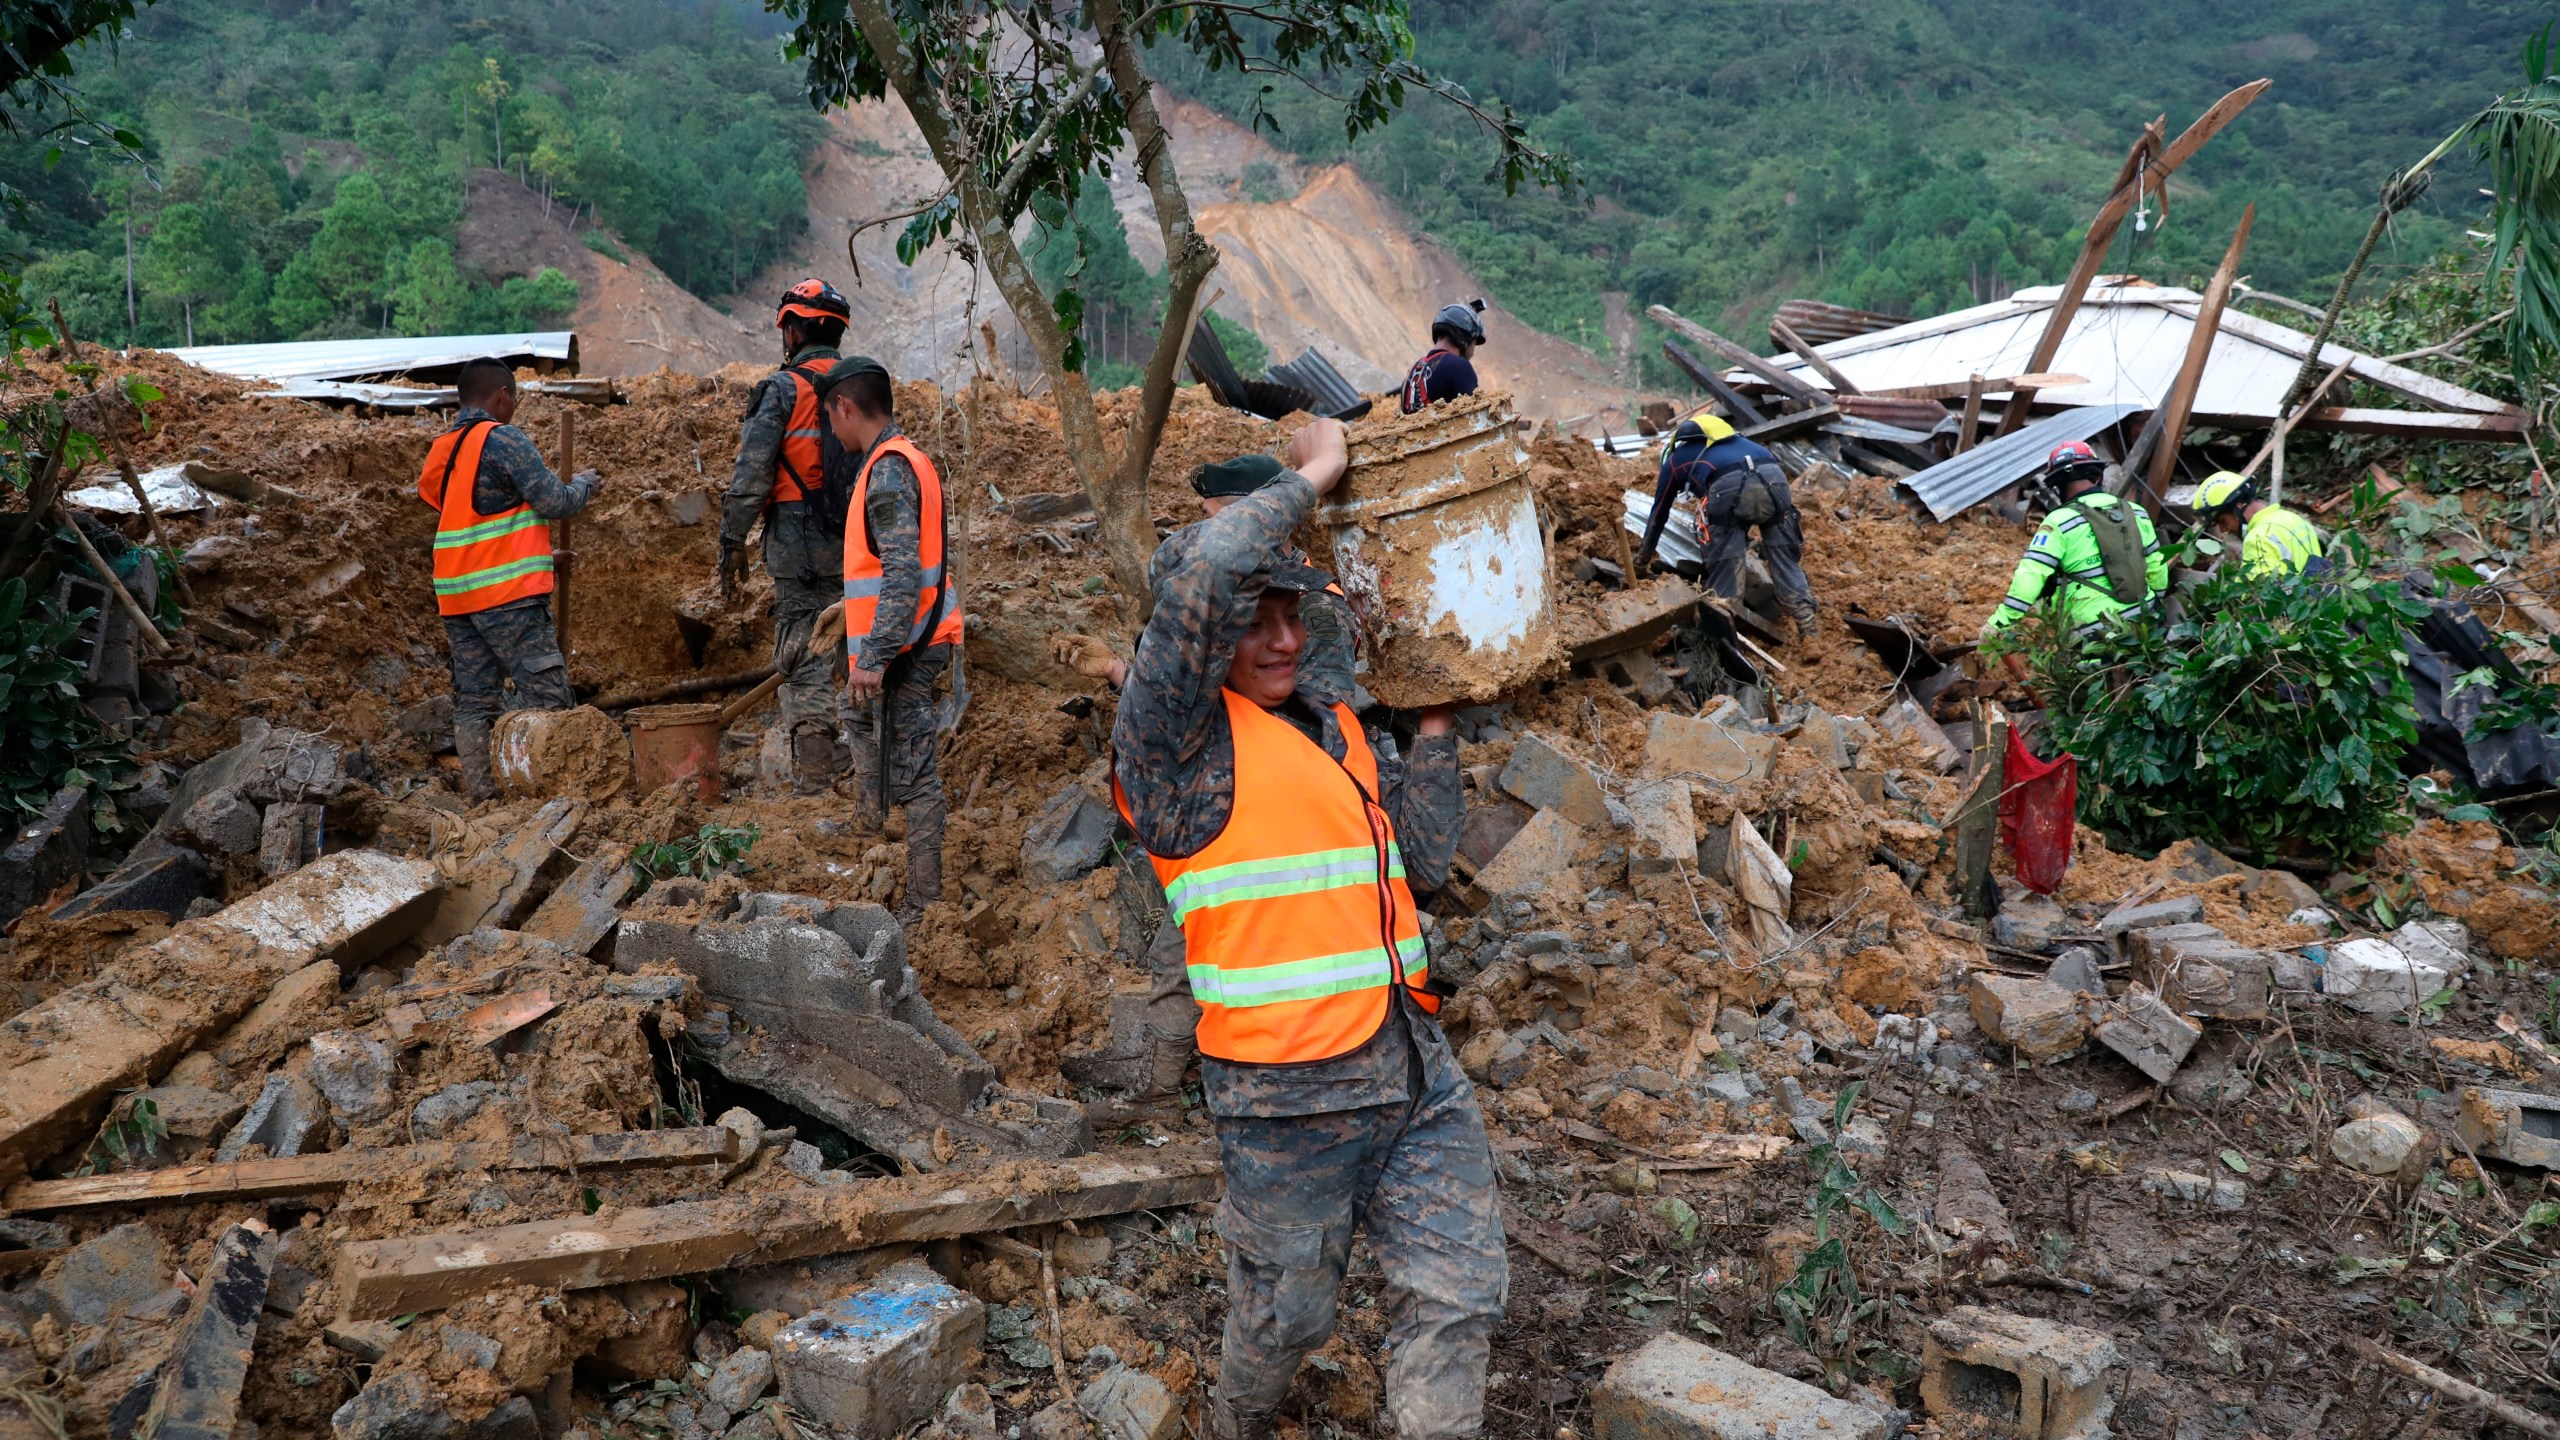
[1431,299,1487,347]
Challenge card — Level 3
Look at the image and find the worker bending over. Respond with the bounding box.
[420,357,601,801]
[1982,440,2166,641]
[1400,300,1486,414]
[1113,418,1501,1440]
[1053,452,1361,1101]
[822,357,964,924]
[721,278,852,795]
[2193,470,2326,577]
[1636,414,1818,637]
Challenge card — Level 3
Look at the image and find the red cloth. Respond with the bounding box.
[1998,728,2077,895]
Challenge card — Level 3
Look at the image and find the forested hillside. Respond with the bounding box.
[5,0,2547,369]
[1167,0,2543,384]
[1,0,815,349]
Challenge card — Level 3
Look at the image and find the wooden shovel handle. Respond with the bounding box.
[714,600,846,727]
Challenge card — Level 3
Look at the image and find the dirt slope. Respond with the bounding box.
[720,95,1636,423]
[459,170,766,377]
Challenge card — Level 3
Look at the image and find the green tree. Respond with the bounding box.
[388,236,471,334]
[138,202,233,345]
[269,172,401,336]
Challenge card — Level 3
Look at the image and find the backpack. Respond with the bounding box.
[2061,496,2151,606]
[768,362,860,538]
[1730,462,1784,526]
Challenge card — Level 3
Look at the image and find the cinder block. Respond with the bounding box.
[2323,938,2453,1016]
[2453,1086,2560,1170]
[1920,1305,2119,1440]
[1593,1333,1886,1440]
[1475,809,1586,897]
[1624,780,1697,875]
[1966,974,2086,1061]
[2131,935,2272,1022]
[773,1258,985,1437]
[1077,1364,1181,1440]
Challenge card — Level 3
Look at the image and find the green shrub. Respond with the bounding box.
[0,577,114,819]
[2007,551,2430,861]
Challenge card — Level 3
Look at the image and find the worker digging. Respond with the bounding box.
[4,44,2560,1440]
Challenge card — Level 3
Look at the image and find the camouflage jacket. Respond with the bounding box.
[1112,474,1461,1118]
[720,344,842,583]
[849,423,928,674]
[448,407,592,522]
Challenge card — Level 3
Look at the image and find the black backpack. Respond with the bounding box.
[1730,462,1784,525]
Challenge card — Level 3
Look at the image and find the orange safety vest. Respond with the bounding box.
[842,433,965,658]
[419,420,554,617]
[1117,692,1434,1065]
[771,356,839,505]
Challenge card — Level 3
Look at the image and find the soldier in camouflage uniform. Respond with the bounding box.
[430,360,601,800]
[817,358,960,924]
[722,279,854,794]
[1112,420,1502,1440]
[1056,452,1362,1098]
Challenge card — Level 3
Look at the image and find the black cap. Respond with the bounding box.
[813,354,889,403]
[1190,453,1287,498]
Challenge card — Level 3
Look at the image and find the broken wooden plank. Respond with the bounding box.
[1871,372,2086,403]
[1992,79,2269,439]
[1769,318,1861,395]
[1648,306,1830,408]
[1738,404,1838,444]
[4,1125,742,1213]
[1957,374,1986,453]
[456,988,557,1049]
[1952,705,2012,919]
[135,1219,274,1440]
[1660,340,1768,426]
[2143,203,2254,498]
[334,1148,1224,1318]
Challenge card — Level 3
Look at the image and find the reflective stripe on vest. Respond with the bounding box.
[841,433,966,657]
[418,421,554,617]
[772,357,840,505]
[2244,505,2325,578]
[1115,692,1435,1066]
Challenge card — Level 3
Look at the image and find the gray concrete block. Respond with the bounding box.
[1498,734,1612,831]
[2096,895,2203,939]
[1641,713,1779,785]
[258,801,324,878]
[773,1258,986,1437]
[1077,1365,1180,1440]
[216,1070,326,1162]
[1921,1305,2119,1440]
[707,1346,776,1413]
[1966,975,2085,1061]
[308,1029,397,1124]
[330,1372,457,1440]
[2089,986,2201,1084]
[1593,1333,1885,1440]
[1476,809,1585,898]
[0,785,91,926]
[2454,1085,2560,1170]
[37,1221,168,1328]
[50,843,203,922]
[1624,779,1697,876]
[1023,784,1118,885]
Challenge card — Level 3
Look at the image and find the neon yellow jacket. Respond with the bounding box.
[2241,503,2324,578]
[1984,492,2166,635]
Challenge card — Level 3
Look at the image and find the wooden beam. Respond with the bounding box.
[2146,204,2254,497]
[1993,80,2270,439]
[1660,340,1768,426]
[1768,318,1861,395]
[5,1126,742,1213]
[333,1149,1225,1319]
[1738,404,1839,445]
[1952,706,2011,919]
[2193,407,2531,441]
[1871,372,2087,403]
[1957,375,1986,453]
[1648,306,1829,408]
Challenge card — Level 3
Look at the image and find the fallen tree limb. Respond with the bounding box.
[4,1126,741,1213]
[2340,1335,2560,1440]
[333,1147,1223,1318]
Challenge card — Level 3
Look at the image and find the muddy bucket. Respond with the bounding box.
[628,703,724,801]
[492,705,632,801]
[1321,390,1560,706]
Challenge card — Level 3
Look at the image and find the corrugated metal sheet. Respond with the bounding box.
[1743,284,2516,426]
[1621,487,1705,569]
[167,332,577,383]
[1772,298,1909,346]
[1264,349,1370,421]
[1902,403,2143,523]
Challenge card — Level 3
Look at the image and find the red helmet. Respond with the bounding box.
[777,278,851,327]
[2045,439,2100,471]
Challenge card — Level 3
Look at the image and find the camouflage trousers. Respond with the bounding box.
[1213,1016,1509,1440]
[772,574,845,743]
[1700,471,1816,623]
[443,596,573,724]
[849,643,951,919]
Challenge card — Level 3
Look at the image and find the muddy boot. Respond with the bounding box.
[454,716,495,803]
[1207,1392,1275,1440]
[893,790,945,925]
[790,724,837,797]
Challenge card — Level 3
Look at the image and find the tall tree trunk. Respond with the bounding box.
[842,0,1218,622]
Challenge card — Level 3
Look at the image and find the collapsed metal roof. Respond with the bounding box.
[166,332,579,384]
[1740,281,2521,441]
[1902,403,2145,523]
